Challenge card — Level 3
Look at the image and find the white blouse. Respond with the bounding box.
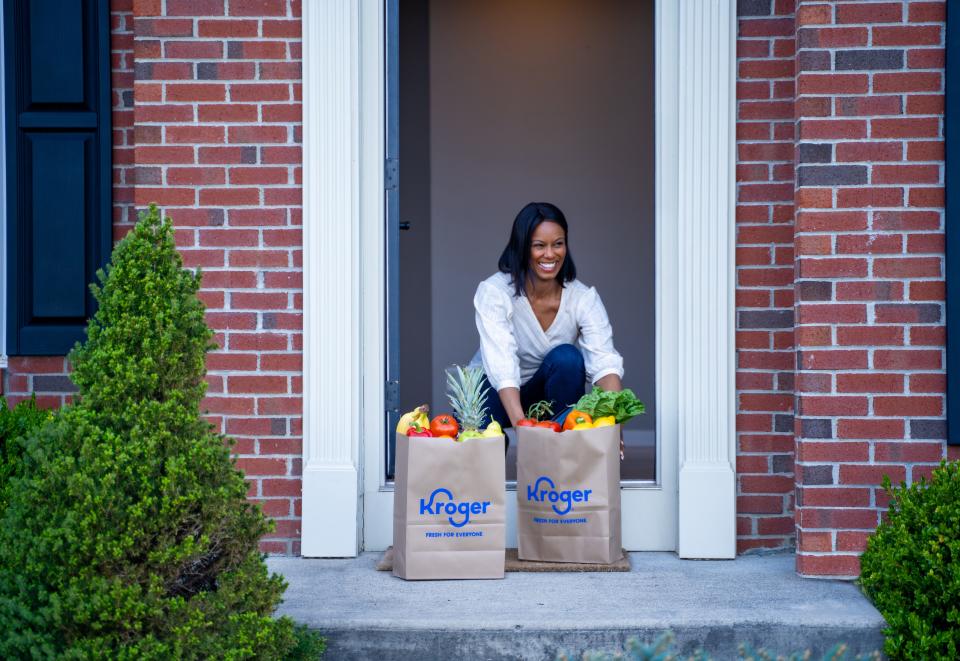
[469,272,624,391]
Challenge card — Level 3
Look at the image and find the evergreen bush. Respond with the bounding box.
[0,395,53,508]
[0,205,323,659]
[860,460,960,660]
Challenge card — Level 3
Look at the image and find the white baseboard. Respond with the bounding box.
[301,463,359,557]
[678,463,736,559]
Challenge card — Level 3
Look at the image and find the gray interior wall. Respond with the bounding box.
[423,0,656,433]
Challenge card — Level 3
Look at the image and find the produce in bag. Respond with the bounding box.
[392,366,505,579]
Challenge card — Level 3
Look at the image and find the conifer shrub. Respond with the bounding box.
[0,205,323,659]
[860,460,960,660]
[0,396,53,508]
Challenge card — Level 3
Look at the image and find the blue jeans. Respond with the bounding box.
[482,344,586,440]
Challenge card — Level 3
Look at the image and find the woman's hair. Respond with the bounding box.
[498,202,577,297]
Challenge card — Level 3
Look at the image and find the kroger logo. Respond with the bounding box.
[419,487,491,528]
[526,476,592,516]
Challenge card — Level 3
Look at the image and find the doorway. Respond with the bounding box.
[391,0,657,484]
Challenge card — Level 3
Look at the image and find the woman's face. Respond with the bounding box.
[528,221,567,284]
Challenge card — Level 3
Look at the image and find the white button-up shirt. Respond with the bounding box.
[469,272,624,391]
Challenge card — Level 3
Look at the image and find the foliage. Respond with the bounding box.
[559,632,879,661]
[573,386,645,424]
[860,460,960,660]
[0,205,323,659]
[0,395,53,507]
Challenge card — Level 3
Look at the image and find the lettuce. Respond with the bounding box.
[573,387,646,424]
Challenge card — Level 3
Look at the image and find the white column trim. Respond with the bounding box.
[300,0,361,557]
[675,0,738,559]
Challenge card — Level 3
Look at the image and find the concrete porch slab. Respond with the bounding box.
[268,552,886,661]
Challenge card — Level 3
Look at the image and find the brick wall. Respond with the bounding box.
[131,0,305,554]
[793,0,955,577]
[736,0,798,554]
[3,0,957,575]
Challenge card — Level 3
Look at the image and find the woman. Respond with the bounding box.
[470,202,624,449]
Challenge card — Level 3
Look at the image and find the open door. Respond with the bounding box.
[374,0,676,552]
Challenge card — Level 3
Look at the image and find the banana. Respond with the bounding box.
[396,404,430,434]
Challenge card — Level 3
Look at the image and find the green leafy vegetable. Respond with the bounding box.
[573,387,646,424]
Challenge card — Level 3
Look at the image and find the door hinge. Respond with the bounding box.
[385,157,398,190]
[385,380,400,411]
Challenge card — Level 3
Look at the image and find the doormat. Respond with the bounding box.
[376,547,631,572]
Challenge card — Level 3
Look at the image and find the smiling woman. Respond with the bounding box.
[468,202,625,451]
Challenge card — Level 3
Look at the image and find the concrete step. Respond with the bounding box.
[268,552,886,661]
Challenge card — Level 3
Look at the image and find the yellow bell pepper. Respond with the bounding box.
[592,416,616,428]
[572,422,593,430]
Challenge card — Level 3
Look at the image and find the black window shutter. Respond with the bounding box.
[948,1,959,445]
[4,0,112,356]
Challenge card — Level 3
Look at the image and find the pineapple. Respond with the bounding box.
[446,365,490,440]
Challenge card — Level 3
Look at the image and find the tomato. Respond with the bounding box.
[536,420,561,433]
[516,418,538,427]
[430,414,459,439]
[562,410,593,431]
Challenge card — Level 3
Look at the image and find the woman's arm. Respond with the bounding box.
[497,387,526,427]
[595,373,622,392]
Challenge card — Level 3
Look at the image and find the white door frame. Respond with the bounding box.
[301,0,736,559]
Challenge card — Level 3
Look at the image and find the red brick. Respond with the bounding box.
[262,479,302,497]
[799,119,867,139]
[228,125,288,144]
[207,352,259,371]
[228,333,289,351]
[835,141,902,162]
[796,211,866,232]
[797,304,866,324]
[875,349,942,370]
[836,326,903,346]
[202,396,255,415]
[740,475,794,494]
[836,531,871,553]
[231,83,290,102]
[909,280,945,301]
[230,167,289,185]
[798,258,868,278]
[874,396,942,417]
[836,234,903,254]
[871,117,941,139]
[135,145,195,164]
[232,41,288,60]
[801,396,868,417]
[875,441,945,463]
[907,140,943,161]
[198,19,260,37]
[232,292,288,309]
[837,187,904,208]
[910,326,946,346]
[839,463,906,484]
[164,41,224,59]
[796,554,861,577]
[800,350,868,370]
[258,397,301,415]
[230,0,287,16]
[799,508,879,530]
[873,257,941,278]
[909,187,944,207]
[910,373,945,393]
[836,281,903,302]
[199,188,261,206]
[906,94,945,115]
[797,530,833,553]
[167,167,226,185]
[134,186,195,206]
[797,441,870,463]
[166,83,226,102]
[835,3,903,23]
[263,19,301,38]
[873,25,942,47]
[800,487,871,508]
[873,210,941,231]
[873,72,942,93]
[229,250,290,268]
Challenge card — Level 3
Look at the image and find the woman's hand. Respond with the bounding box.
[498,387,525,427]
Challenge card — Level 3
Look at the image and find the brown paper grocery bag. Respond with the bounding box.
[517,425,623,564]
[392,432,506,580]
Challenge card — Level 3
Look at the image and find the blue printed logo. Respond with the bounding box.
[419,487,491,528]
[526,476,592,516]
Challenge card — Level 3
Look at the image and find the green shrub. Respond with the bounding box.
[860,460,960,660]
[0,205,324,659]
[0,395,53,508]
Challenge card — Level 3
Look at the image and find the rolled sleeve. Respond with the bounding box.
[474,281,521,391]
[576,286,624,384]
